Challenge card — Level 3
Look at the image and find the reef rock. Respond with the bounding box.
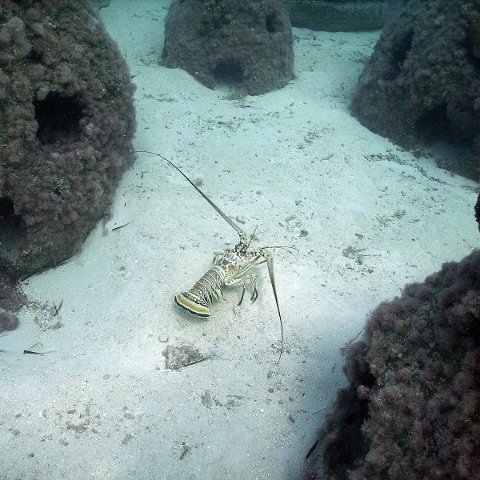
[161,0,294,95]
[283,0,394,32]
[305,202,480,479]
[0,0,136,281]
[351,0,480,178]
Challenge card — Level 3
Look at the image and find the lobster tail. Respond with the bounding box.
[174,291,210,318]
[175,266,226,318]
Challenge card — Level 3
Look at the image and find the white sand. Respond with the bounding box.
[1,1,478,479]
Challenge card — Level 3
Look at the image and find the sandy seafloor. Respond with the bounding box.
[1,1,479,479]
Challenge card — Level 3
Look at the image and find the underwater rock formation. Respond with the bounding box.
[304,203,480,479]
[283,0,394,32]
[161,0,294,95]
[351,0,480,178]
[0,310,19,332]
[0,0,135,287]
[475,193,480,232]
[0,266,25,312]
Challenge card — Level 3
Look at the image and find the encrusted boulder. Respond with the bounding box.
[161,0,294,95]
[283,0,395,32]
[351,0,480,178]
[0,0,135,283]
[304,199,480,479]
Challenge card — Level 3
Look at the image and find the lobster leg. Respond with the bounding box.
[235,275,259,306]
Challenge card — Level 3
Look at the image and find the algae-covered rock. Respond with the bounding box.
[0,0,135,282]
[162,0,294,95]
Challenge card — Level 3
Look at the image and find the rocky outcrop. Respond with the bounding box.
[161,0,294,95]
[351,0,480,178]
[304,201,480,480]
[283,0,394,32]
[0,0,136,289]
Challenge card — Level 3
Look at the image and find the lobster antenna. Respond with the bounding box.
[136,150,247,241]
[266,254,284,363]
[262,245,299,254]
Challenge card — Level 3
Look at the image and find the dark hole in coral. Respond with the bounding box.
[415,104,452,145]
[265,13,280,33]
[466,21,480,68]
[34,93,84,144]
[415,104,476,146]
[212,60,243,87]
[386,29,413,80]
[0,197,26,264]
[415,104,478,179]
[323,386,370,480]
[28,49,43,64]
[446,104,477,145]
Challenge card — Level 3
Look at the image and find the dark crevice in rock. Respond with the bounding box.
[212,59,243,87]
[34,93,85,145]
[0,197,26,265]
